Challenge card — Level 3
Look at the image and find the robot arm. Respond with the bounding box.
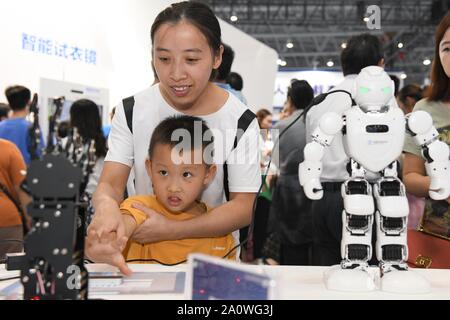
[299,112,343,200]
[406,110,450,200]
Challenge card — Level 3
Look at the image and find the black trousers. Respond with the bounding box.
[311,183,344,266]
[270,174,313,265]
[280,243,313,265]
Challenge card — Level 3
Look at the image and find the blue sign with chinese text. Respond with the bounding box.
[22,32,97,66]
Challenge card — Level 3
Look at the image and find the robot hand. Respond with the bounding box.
[299,143,325,200]
[299,112,343,200]
[407,111,450,200]
[299,161,323,199]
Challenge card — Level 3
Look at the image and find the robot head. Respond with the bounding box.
[353,66,394,112]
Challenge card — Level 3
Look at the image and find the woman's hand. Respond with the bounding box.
[85,229,132,276]
[88,200,126,239]
[130,203,178,244]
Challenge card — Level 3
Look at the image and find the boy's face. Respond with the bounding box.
[146,144,216,213]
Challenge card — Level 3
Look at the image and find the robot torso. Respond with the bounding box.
[343,106,405,173]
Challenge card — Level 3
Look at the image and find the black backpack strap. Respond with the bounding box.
[223,109,256,201]
[122,96,135,134]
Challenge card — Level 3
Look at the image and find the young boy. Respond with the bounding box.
[85,115,236,275]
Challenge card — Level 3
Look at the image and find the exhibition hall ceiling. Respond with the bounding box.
[201,0,449,84]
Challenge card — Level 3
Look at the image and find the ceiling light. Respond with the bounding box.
[326,60,334,67]
[397,42,404,49]
[341,42,347,49]
[400,73,407,80]
[423,58,431,66]
[230,15,238,22]
[286,42,294,49]
[280,60,287,67]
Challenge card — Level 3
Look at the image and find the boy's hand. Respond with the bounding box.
[85,229,132,276]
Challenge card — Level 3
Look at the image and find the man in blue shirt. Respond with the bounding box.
[0,85,44,165]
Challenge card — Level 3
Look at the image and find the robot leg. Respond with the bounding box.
[340,179,375,269]
[323,178,377,292]
[374,178,430,293]
[373,178,409,273]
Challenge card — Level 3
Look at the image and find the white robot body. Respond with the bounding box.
[343,106,405,173]
[299,66,449,293]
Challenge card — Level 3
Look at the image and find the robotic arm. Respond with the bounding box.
[299,112,343,199]
[406,110,450,200]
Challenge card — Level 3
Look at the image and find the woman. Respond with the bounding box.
[403,12,450,238]
[68,99,108,196]
[88,1,260,272]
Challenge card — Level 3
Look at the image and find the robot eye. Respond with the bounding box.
[359,87,370,94]
[381,87,391,94]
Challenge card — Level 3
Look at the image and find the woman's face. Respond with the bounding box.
[439,27,450,78]
[153,21,222,111]
[260,115,273,130]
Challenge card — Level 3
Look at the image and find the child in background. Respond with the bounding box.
[86,115,236,275]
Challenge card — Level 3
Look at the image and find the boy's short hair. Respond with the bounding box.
[5,85,31,111]
[149,115,214,164]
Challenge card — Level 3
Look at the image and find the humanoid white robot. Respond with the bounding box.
[299,66,450,293]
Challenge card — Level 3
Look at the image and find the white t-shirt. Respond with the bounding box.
[105,84,261,208]
[306,74,398,182]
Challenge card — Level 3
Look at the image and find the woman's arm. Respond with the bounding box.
[402,152,430,198]
[131,192,256,243]
[89,161,131,238]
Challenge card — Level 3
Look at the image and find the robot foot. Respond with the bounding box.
[380,269,431,294]
[324,265,376,292]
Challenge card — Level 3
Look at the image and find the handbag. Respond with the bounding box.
[407,199,450,269]
[407,229,450,269]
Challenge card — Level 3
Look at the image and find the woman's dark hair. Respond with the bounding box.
[150,1,222,80]
[70,99,107,158]
[288,79,314,110]
[429,12,450,102]
[256,109,272,128]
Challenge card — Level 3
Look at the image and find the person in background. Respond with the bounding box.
[226,71,247,105]
[403,12,450,237]
[0,139,31,260]
[69,99,108,198]
[0,103,10,122]
[242,108,275,262]
[268,79,315,265]
[214,43,247,104]
[0,86,44,165]
[393,84,426,229]
[397,84,423,114]
[102,106,116,139]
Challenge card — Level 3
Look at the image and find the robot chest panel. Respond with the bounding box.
[343,108,405,172]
